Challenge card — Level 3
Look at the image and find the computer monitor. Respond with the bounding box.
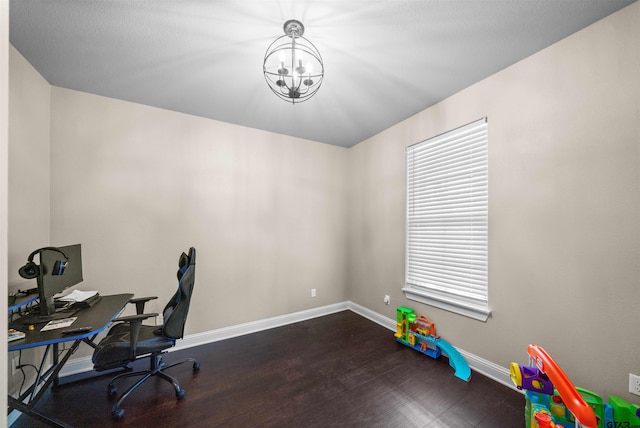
[37,244,83,316]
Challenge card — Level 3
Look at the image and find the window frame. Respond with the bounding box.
[403,118,490,322]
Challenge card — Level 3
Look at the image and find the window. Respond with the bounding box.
[403,118,490,321]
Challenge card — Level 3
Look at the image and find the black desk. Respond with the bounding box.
[7,293,134,427]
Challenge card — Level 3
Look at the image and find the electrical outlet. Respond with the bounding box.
[311,288,316,298]
[384,295,391,305]
[11,355,19,376]
[630,373,640,396]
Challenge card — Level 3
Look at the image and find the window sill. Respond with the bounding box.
[402,286,490,322]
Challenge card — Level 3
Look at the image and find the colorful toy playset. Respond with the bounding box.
[511,344,640,428]
[394,306,471,382]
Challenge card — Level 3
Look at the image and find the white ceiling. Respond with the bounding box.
[9,0,636,148]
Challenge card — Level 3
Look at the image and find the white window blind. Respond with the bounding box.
[404,118,490,321]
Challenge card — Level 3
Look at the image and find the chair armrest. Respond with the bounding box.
[112,313,159,360]
[114,313,159,323]
[128,296,158,314]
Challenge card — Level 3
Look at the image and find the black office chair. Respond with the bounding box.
[92,247,200,419]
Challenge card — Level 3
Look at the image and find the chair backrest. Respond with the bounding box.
[161,247,196,339]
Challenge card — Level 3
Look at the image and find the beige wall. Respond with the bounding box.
[348,2,640,401]
[7,44,52,397]
[7,45,51,290]
[48,87,349,333]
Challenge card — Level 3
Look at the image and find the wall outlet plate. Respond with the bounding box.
[629,373,640,396]
[311,288,316,298]
[11,355,19,376]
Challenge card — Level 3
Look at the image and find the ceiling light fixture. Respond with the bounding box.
[263,19,324,104]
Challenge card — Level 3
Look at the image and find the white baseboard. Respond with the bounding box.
[59,301,517,393]
[347,301,516,391]
[176,301,350,351]
[348,301,397,330]
[59,302,350,377]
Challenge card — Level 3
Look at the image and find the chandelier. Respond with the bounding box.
[263,20,324,103]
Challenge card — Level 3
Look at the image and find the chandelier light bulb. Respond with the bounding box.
[278,61,288,75]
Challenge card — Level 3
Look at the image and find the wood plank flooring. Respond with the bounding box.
[13,310,525,427]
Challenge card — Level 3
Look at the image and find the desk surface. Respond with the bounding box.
[8,293,134,351]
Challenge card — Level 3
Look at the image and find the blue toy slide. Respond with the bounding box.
[430,337,472,382]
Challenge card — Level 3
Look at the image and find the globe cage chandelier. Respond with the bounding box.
[263,20,324,103]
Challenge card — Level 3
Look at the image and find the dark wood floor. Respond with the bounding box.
[13,310,525,427]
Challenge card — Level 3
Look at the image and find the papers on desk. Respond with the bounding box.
[57,290,98,302]
[8,328,26,342]
[41,317,77,331]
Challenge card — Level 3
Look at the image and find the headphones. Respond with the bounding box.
[18,247,69,279]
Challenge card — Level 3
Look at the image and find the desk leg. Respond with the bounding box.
[7,395,73,428]
[83,334,100,349]
[53,343,59,388]
[8,340,82,427]
[30,344,53,403]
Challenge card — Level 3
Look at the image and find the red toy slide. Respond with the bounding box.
[527,344,598,428]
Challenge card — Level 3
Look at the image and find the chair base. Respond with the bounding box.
[107,352,200,419]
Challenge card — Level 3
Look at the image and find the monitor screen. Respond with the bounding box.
[37,244,83,315]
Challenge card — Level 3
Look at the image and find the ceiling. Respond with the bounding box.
[9,0,636,148]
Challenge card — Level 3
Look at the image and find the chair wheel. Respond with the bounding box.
[108,385,117,397]
[177,389,186,400]
[193,361,200,371]
[112,408,125,419]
